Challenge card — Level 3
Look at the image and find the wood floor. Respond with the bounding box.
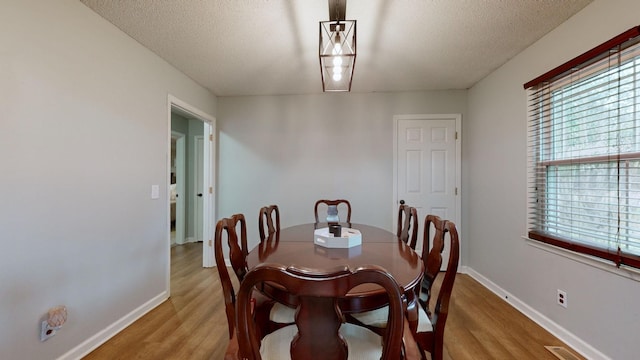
[84,242,585,360]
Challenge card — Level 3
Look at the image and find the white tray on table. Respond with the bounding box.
[313,227,362,248]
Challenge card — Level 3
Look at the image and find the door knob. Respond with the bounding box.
[197,193,203,197]
[399,200,405,205]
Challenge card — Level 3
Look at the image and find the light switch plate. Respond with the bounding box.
[151,185,160,199]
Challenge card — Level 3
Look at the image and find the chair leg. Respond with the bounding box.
[432,346,443,360]
[417,344,428,360]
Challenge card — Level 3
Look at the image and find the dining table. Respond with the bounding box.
[246,223,424,323]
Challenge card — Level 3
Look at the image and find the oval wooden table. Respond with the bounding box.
[246,223,424,314]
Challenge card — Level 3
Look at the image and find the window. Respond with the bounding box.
[524,26,640,269]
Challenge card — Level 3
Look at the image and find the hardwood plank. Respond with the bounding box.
[83,243,229,360]
[84,243,585,360]
[435,275,585,360]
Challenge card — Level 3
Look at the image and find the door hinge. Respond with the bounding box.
[455,187,458,195]
[208,240,212,247]
[209,187,213,194]
[455,131,458,140]
[209,134,213,141]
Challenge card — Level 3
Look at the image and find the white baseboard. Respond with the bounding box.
[57,291,168,360]
[463,267,609,360]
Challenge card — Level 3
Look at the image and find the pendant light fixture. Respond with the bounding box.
[319,0,356,92]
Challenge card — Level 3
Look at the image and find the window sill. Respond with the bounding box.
[523,236,640,282]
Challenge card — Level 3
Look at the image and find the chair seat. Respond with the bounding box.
[417,306,433,332]
[350,306,389,328]
[260,323,383,359]
[351,305,433,333]
[251,288,295,325]
[269,302,296,323]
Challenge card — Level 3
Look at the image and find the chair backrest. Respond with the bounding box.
[419,215,447,312]
[429,221,460,358]
[213,214,249,339]
[236,264,406,360]
[258,204,280,241]
[314,199,351,225]
[397,204,419,249]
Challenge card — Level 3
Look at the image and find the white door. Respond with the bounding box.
[201,122,216,267]
[393,114,461,268]
[194,135,204,242]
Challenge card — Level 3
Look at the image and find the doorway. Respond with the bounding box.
[167,95,216,296]
[170,131,186,245]
[393,114,461,268]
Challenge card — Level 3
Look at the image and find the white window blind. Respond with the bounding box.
[525,26,640,269]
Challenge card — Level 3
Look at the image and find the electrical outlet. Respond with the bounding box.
[40,321,57,341]
[557,289,567,308]
[40,305,67,341]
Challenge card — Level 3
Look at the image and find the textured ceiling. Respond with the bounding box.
[80,0,593,96]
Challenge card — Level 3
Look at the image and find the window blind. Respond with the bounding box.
[525,26,640,269]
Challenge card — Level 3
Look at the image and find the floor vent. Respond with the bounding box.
[545,346,581,360]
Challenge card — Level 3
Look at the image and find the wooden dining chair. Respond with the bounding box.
[214,215,250,341]
[314,199,351,226]
[230,263,420,360]
[258,204,280,242]
[349,215,447,336]
[213,214,294,344]
[419,214,447,314]
[397,203,419,250]
[413,220,460,360]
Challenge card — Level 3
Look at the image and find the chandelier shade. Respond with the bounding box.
[319,20,356,92]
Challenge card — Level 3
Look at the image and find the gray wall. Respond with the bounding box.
[2,0,637,359]
[171,112,189,133]
[217,91,468,254]
[466,0,640,358]
[0,1,216,359]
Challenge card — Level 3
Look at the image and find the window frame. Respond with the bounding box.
[524,26,640,270]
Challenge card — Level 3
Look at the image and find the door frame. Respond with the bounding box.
[392,114,462,251]
[167,95,217,285]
